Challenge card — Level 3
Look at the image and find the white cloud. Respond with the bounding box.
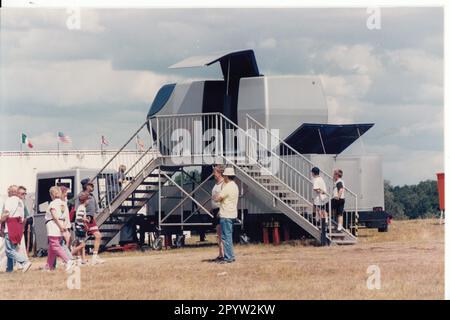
[2,59,183,109]
[365,144,443,185]
[322,44,383,76]
[386,49,443,84]
[258,38,277,49]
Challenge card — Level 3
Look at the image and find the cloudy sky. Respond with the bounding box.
[0,7,443,185]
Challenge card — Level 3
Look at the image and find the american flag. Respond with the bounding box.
[136,135,145,151]
[57,131,72,144]
[101,135,109,146]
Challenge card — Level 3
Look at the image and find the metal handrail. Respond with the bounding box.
[216,113,315,205]
[88,111,356,244]
[91,120,149,185]
[245,114,358,198]
[245,114,358,236]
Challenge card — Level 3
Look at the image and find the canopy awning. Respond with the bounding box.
[283,123,374,155]
[169,49,260,79]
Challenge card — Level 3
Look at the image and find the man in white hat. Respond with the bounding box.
[212,167,239,263]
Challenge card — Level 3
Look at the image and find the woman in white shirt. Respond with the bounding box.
[59,186,73,261]
[45,186,74,272]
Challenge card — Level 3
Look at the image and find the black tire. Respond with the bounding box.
[378,224,389,232]
[152,237,163,250]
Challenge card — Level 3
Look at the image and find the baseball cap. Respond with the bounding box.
[80,178,94,187]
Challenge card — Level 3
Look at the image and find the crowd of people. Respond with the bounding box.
[0,178,105,274]
[0,163,346,272]
[207,164,346,261]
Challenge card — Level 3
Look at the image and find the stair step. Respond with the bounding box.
[127,197,153,202]
[329,233,347,238]
[103,220,124,225]
[260,182,284,187]
[100,228,121,233]
[332,239,357,245]
[280,197,301,201]
[118,208,141,213]
[141,181,160,185]
[147,173,167,178]
[160,166,182,171]
[133,189,157,193]
[289,203,309,208]
[111,213,136,218]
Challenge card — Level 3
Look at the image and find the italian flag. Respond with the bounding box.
[21,133,33,148]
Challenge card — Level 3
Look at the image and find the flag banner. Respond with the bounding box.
[57,131,72,144]
[136,135,145,151]
[101,135,109,146]
[21,133,33,148]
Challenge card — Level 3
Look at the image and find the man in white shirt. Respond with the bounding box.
[1,185,32,273]
[311,167,329,245]
[212,167,239,264]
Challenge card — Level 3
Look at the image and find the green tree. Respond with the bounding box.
[384,179,439,220]
[384,180,407,219]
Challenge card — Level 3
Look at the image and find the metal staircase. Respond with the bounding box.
[87,112,357,248]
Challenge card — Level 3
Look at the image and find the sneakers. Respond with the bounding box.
[91,255,105,265]
[337,225,343,232]
[22,261,32,273]
[218,259,235,264]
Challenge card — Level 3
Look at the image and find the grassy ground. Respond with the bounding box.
[0,219,444,300]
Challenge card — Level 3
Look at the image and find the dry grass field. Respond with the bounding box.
[0,219,444,300]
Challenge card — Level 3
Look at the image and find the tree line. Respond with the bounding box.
[384,180,441,220]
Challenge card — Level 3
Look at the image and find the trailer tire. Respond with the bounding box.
[152,237,163,250]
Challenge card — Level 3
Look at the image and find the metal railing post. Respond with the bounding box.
[215,113,219,160]
[156,117,160,153]
[328,195,332,244]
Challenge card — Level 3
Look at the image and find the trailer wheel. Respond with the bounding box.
[152,237,163,250]
[378,225,389,232]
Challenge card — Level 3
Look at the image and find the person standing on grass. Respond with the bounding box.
[1,185,32,273]
[212,167,239,264]
[311,167,329,246]
[44,186,74,272]
[332,169,346,232]
[60,186,74,260]
[18,186,33,255]
[15,186,29,270]
[72,192,90,265]
[77,178,104,265]
[210,165,225,262]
